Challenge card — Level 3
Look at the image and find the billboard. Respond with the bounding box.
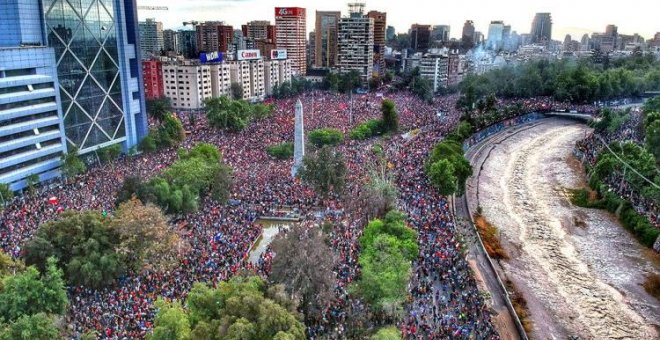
[275,7,305,17]
[200,51,223,63]
[237,49,261,61]
[270,49,287,60]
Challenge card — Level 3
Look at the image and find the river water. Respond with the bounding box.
[475,119,659,339]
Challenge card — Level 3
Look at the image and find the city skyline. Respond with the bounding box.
[137,0,660,41]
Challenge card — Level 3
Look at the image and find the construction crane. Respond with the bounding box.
[137,6,169,11]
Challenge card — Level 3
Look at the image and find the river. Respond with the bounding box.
[469,118,659,339]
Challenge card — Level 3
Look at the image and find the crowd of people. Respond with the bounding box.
[0,89,600,339]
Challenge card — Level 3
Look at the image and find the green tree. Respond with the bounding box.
[25,174,40,195]
[98,144,122,163]
[352,234,411,318]
[299,147,347,196]
[146,97,173,123]
[308,128,344,148]
[428,159,457,196]
[112,198,181,272]
[360,211,418,261]
[0,258,67,321]
[371,326,401,340]
[0,313,61,340]
[0,184,13,207]
[270,226,335,322]
[154,276,305,340]
[149,299,191,340]
[60,146,87,178]
[231,82,244,100]
[354,163,398,220]
[266,143,294,160]
[381,99,399,133]
[646,119,660,163]
[24,211,126,288]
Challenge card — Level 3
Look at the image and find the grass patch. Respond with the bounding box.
[505,278,533,334]
[473,214,509,260]
[643,273,660,300]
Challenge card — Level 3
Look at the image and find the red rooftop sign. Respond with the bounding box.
[275,7,305,17]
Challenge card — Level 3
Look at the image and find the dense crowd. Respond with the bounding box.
[574,108,658,226]
[0,90,597,339]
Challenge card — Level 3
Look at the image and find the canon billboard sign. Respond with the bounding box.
[270,49,287,60]
[237,49,261,61]
[275,7,305,17]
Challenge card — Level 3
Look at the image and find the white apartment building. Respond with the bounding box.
[265,59,293,95]
[210,63,231,98]
[229,61,252,100]
[163,55,292,105]
[419,54,449,92]
[163,62,212,110]
[337,15,374,83]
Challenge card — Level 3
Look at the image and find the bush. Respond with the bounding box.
[0,184,14,206]
[139,134,157,152]
[643,273,660,300]
[98,144,122,162]
[266,143,294,160]
[350,119,384,140]
[308,128,344,147]
[117,143,232,214]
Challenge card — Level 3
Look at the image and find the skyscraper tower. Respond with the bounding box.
[275,7,307,75]
[0,0,67,190]
[367,11,387,75]
[530,13,552,44]
[314,11,341,68]
[43,0,148,154]
[139,18,164,59]
[462,20,476,48]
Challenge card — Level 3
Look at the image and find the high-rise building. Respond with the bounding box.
[367,11,387,76]
[487,21,505,50]
[178,30,198,59]
[314,11,340,68]
[242,21,276,41]
[410,24,431,51]
[419,53,448,92]
[386,26,396,41]
[163,29,179,54]
[432,25,451,43]
[43,0,148,154]
[338,5,374,83]
[275,7,307,75]
[462,20,475,48]
[0,1,67,190]
[139,18,163,59]
[530,13,552,44]
[163,62,212,110]
[142,60,164,100]
[196,22,234,54]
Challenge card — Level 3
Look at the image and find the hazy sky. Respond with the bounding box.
[137,0,660,40]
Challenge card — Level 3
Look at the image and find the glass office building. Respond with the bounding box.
[0,1,67,191]
[43,0,147,153]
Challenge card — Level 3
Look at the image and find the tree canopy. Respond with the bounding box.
[299,147,347,196]
[150,276,305,340]
[205,96,273,132]
[270,225,335,322]
[352,211,416,320]
[0,258,67,322]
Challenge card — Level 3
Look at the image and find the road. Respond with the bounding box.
[462,118,659,339]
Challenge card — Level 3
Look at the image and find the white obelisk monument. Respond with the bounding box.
[291,99,305,177]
